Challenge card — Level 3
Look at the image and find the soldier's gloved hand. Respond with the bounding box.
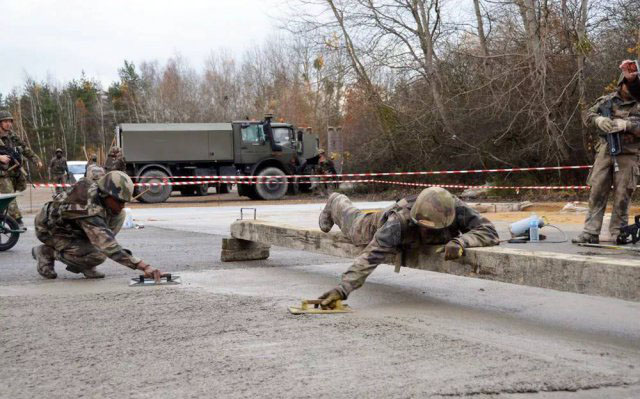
[595,116,615,133]
[318,288,344,309]
[443,241,464,261]
[613,119,633,133]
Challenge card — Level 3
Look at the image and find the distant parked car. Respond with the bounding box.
[67,160,87,183]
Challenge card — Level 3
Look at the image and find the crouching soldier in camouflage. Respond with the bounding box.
[32,171,164,280]
[316,187,500,307]
[573,59,640,244]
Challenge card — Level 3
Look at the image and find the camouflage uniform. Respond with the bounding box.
[33,172,140,278]
[313,150,337,196]
[0,129,40,221]
[85,154,97,176]
[85,164,106,182]
[321,192,499,298]
[580,78,640,239]
[104,147,126,172]
[49,152,69,195]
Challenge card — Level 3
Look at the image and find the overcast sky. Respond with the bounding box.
[2,0,292,95]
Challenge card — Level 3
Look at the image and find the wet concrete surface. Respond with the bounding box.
[1,203,640,398]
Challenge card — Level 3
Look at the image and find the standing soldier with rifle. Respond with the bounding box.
[49,148,70,196]
[0,110,43,230]
[573,60,640,244]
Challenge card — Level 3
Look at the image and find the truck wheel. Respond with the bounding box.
[238,183,258,199]
[194,184,209,196]
[255,167,288,200]
[136,170,172,203]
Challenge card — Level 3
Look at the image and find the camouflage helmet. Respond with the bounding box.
[0,110,14,122]
[55,148,63,153]
[108,146,121,156]
[97,171,134,202]
[86,165,106,182]
[410,187,456,229]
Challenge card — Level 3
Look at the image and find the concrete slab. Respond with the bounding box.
[230,220,640,302]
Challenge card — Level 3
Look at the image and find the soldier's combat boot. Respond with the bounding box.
[82,267,105,279]
[571,232,599,244]
[32,246,57,279]
[319,193,340,233]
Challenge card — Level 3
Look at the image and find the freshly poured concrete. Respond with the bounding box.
[2,202,639,398]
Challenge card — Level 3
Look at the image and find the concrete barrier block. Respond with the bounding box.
[220,237,270,262]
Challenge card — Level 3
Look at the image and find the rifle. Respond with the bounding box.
[597,98,623,172]
[0,146,35,188]
[0,146,23,173]
[576,242,640,254]
[616,215,640,245]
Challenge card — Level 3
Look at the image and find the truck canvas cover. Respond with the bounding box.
[119,123,234,162]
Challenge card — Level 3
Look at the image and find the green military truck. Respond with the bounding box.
[116,116,319,203]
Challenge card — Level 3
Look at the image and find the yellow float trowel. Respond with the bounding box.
[288,299,353,315]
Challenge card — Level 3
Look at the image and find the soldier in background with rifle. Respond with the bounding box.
[104,146,126,172]
[49,148,70,196]
[573,60,640,244]
[313,149,337,196]
[0,110,43,230]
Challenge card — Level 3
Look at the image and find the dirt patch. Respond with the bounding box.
[489,203,640,225]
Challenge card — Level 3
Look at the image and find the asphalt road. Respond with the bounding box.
[1,201,639,398]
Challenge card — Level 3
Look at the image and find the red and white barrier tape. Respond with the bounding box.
[369,179,590,192]
[131,164,592,180]
[33,178,592,191]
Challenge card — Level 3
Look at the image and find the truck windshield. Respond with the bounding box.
[272,127,293,147]
[241,124,265,144]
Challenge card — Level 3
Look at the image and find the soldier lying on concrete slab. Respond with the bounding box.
[317,187,500,308]
[32,171,164,280]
